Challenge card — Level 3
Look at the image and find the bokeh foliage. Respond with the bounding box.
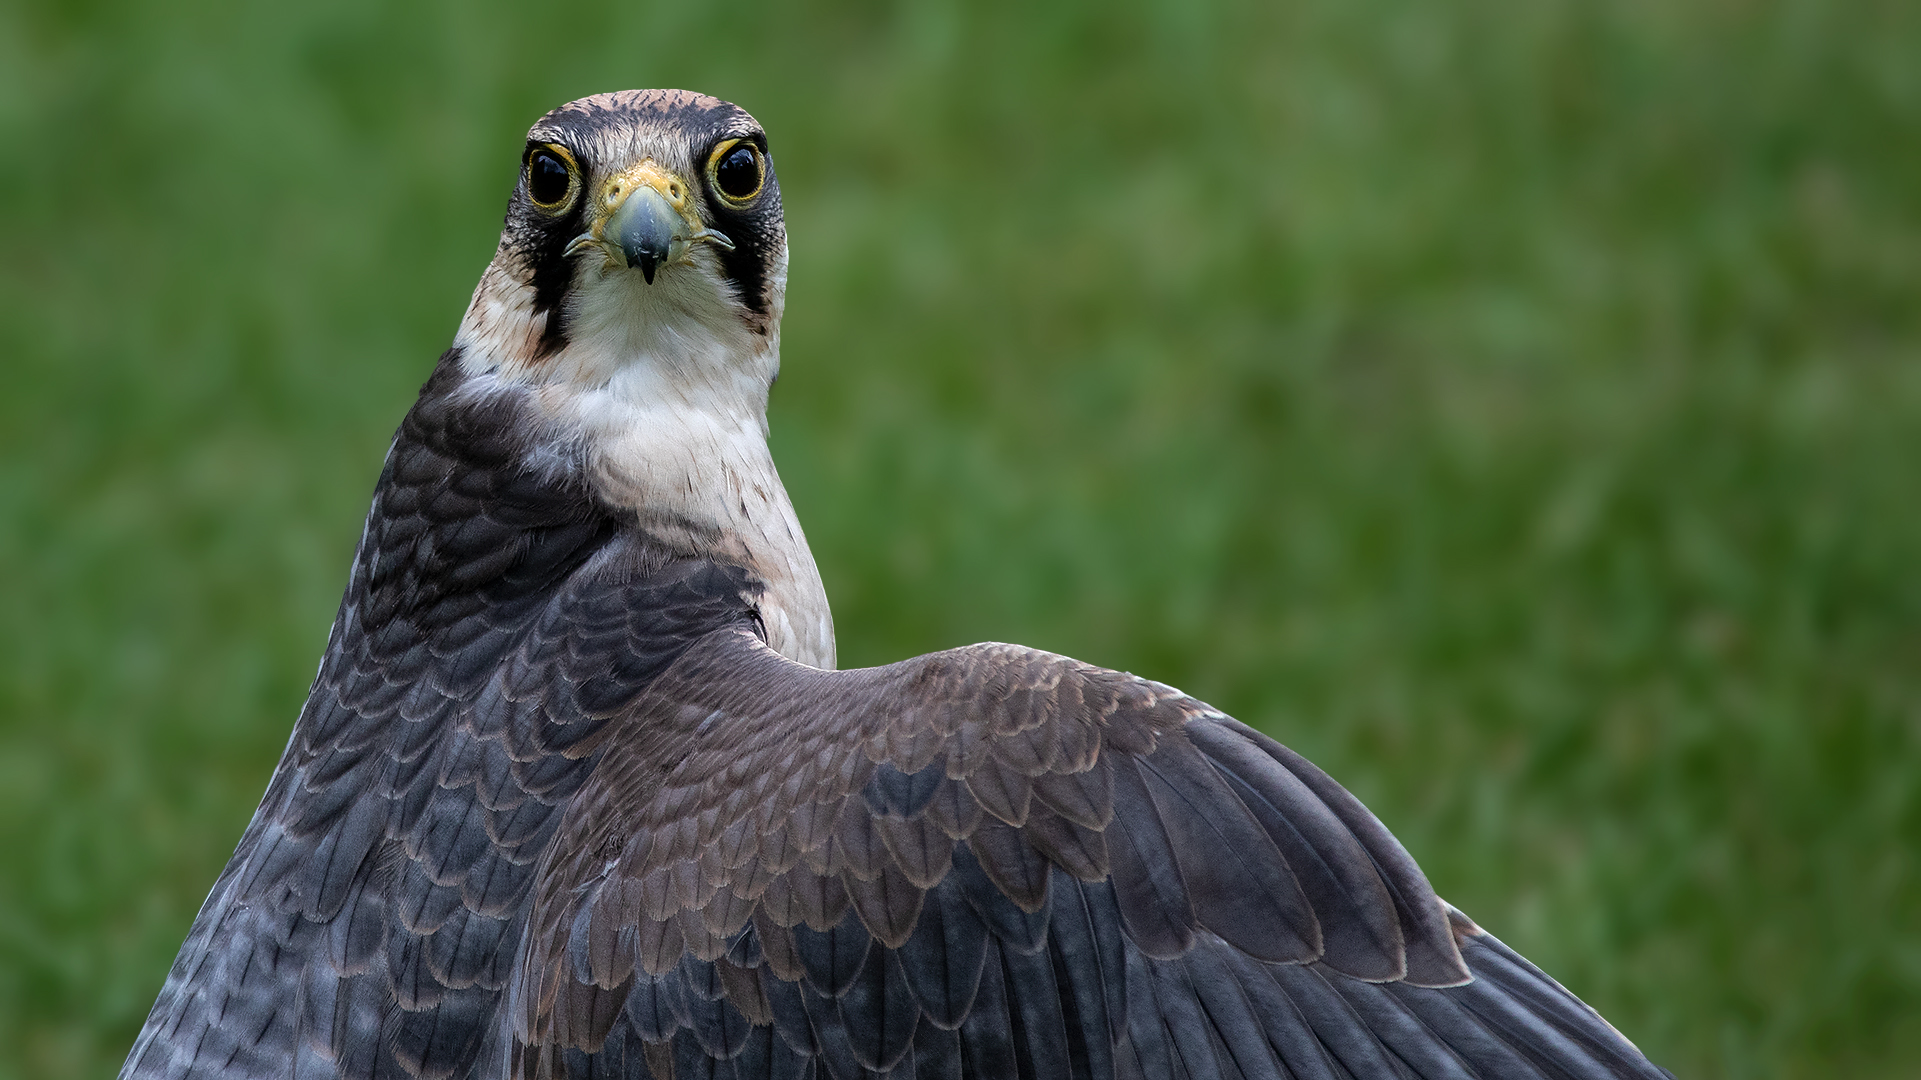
[2,0,1918,1076]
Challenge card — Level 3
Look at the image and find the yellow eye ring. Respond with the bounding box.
[524,143,580,213]
[706,138,765,204]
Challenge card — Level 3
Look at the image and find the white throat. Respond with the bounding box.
[450,253,836,670]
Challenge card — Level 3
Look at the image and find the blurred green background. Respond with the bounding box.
[2,0,1917,1076]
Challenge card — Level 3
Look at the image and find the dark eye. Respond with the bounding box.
[527,148,573,208]
[713,143,763,201]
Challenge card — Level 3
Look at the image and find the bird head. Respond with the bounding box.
[455,90,788,390]
[442,92,832,669]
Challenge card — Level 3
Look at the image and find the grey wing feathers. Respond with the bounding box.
[125,359,1665,1080]
[521,628,1669,1080]
[121,363,763,1080]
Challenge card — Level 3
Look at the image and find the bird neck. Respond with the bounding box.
[449,259,835,670]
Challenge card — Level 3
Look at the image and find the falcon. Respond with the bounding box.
[123,90,1668,1080]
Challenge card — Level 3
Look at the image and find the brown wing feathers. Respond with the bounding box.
[516,627,1476,1075]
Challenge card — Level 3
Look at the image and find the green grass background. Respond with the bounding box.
[3,0,1918,1076]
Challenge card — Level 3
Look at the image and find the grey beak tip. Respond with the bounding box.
[610,185,680,286]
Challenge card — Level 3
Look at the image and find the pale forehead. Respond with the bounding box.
[529,90,763,176]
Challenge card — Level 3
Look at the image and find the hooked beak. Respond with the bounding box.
[610,185,680,283]
[566,160,734,284]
